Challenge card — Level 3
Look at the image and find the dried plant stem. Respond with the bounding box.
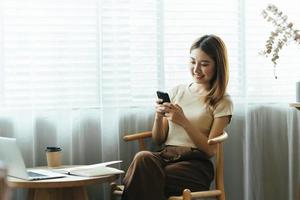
[261,4,299,78]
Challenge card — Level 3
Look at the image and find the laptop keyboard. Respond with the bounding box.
[27,171,47,177]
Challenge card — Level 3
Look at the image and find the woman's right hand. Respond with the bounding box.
[155,99,165,117]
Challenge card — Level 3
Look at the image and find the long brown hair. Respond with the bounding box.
[190,34,229,108]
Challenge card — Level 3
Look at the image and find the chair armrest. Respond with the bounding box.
[123,131,152,142]
[207,131,228,145]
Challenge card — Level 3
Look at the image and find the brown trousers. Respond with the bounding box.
[121,146,214,200]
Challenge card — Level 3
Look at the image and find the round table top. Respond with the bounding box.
[7,165,120,189]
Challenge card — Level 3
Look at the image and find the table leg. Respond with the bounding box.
[28,187,88,200]
[27,189,35,200]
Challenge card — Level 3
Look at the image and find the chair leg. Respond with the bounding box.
[182,189,191,200]
[110,182,117,200]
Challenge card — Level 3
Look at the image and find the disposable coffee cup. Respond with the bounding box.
[45,147,62,167]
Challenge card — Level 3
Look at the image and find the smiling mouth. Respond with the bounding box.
[195,74,204,79]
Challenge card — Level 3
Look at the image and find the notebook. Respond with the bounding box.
[0,136,65,181]
[55,160,124,177]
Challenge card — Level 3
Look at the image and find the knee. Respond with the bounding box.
[133,151,154,164]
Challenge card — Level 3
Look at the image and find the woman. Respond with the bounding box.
[121,34,233,200]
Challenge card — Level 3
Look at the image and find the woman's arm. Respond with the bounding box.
[183,116,230,156]
[152,114,169,145]
[151,100,169,145]
[163,103,230,157]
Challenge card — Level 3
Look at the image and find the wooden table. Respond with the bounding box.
[0,162,9,200]
[7,166,119,200]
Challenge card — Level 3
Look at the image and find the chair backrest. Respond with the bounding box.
[215,142,225,199]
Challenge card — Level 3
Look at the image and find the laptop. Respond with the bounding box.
[0,136,65,180]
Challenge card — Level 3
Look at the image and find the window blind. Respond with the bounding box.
[100,0,158,107]
[1,0,299,109]
[163,0,241,98]
[0,0,100,108]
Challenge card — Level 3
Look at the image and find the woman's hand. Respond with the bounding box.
[155,99,166,118]
[162,103,189,127]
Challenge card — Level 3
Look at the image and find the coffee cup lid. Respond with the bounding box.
[45,147,61,152]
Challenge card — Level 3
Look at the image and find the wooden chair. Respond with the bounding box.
[111,131,228,200]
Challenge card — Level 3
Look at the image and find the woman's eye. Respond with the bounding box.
[200,62,209,67]
[190,61,195,64]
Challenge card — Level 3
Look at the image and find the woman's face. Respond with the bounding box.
[189,48,216,86]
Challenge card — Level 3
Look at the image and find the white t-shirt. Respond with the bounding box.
[165,84,233,148]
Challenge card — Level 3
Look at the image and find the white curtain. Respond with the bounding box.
[0,107,156,199]
[0,0,300,200]
[225,104,300,200]
[2,105,299,200]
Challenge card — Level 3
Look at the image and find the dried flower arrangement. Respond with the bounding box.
[261,4,300,79]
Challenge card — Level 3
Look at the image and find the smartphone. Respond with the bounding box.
[156,91,171,104]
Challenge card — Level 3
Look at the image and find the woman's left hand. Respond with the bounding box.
[163,103,188,127]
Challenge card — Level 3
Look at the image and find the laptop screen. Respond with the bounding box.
[0,137,31,179]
